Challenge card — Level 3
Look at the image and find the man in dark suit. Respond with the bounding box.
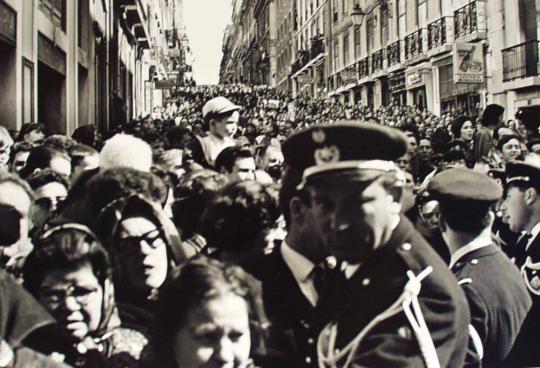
[429,167,531,367]
[245,166,332,367]
[282,122,471,367]
[500,157,540,366]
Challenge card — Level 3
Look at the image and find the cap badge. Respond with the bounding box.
[312,129,326,144]
[314,145,340,165]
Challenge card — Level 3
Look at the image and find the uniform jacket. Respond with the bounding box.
[245,244,329,368]
[317,216,470,368]
[451,244,531,368]
[505,231,540,367]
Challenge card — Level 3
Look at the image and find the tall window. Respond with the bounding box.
[334,40,339,70]
[398,0,406,38]
[381,7,389,46]
[354,25,361,58]
[417,0,427,27]
[332,0,338,22]
[367,17,375,52]
[343,33,350,65]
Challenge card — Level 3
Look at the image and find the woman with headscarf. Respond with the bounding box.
[22,223,148,367]
[94,194,188,337]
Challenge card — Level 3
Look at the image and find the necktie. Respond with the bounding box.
[514,233,532,268]
[312,262,329,299]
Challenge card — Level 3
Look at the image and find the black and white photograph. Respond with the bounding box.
[0,0,539,367]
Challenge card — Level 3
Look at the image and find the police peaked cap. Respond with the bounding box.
[506,160,540,189]
[282,121,408,183]
[428,167,502,204]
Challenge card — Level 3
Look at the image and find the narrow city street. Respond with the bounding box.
[0,1,540,368]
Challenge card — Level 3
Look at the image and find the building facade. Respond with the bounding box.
[220,0,540,119]
[0,0,188,134]
[290,0,327,97]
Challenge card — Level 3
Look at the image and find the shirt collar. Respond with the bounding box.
[527,222,540,250]
[280,240,315,283]
[449,234,492,269]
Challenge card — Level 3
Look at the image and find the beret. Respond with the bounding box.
[282,121,408,182]
[428,167,502,203]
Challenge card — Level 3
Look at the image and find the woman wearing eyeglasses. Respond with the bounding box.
[22,223,148,368]
[94,194,187,337]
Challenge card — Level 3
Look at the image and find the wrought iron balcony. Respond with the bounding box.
[359,57,370,78]
[291,36,325,75]
[454,1,478,38]
[428,17,448,49]
[387,41,400,66]
[372,49,384,72]
[503,40,540,82]
[405,29,423,59]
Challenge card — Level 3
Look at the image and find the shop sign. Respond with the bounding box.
[453,43,484,83]
[0,1,16,44]
[341,70,357,84]
[155,79,176,89]
[169,49,181,58]
[389,73,406,92]
[406,71,423,89]
[297,75,314,84]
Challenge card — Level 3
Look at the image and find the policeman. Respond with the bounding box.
[245,165,334,368]
[500,156,540,366]
[282,122,470,367]
[429,167,531,368]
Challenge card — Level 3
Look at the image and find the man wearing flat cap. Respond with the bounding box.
[501,156,540,367]
[282,122,470,367]
[429,168,531,368]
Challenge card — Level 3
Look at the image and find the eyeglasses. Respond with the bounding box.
[117,229,164,255]
[41,285,99,305]
[35,196,66,211]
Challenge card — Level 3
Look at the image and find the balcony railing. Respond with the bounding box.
[359,57,370,78]
[405,29,423,59]
[503,40,540,82]
[372,49,384,72]
[387,41,400,66]
[291,35,325,74]
[454,1,478,38]
[428,17,448,49]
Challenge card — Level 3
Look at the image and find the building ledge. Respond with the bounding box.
[291,53,325,79]
[503,76,540,91]
[426,44,452,58]
[455,31,487,44]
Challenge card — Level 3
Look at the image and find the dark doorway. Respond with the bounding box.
[38,61,65,134]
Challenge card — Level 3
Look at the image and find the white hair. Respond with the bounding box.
[99,133,152,172]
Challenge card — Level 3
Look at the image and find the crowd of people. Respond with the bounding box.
[0,83,539,367]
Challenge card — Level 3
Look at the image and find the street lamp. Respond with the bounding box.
[351,0,392,26]
[351,3,366,26]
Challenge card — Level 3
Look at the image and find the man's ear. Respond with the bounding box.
[525,187,538,206]
[289,197,305,226]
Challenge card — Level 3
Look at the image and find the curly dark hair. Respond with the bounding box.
[173,169,228,240]
[86,167,167,218]
[199,180,280,253]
